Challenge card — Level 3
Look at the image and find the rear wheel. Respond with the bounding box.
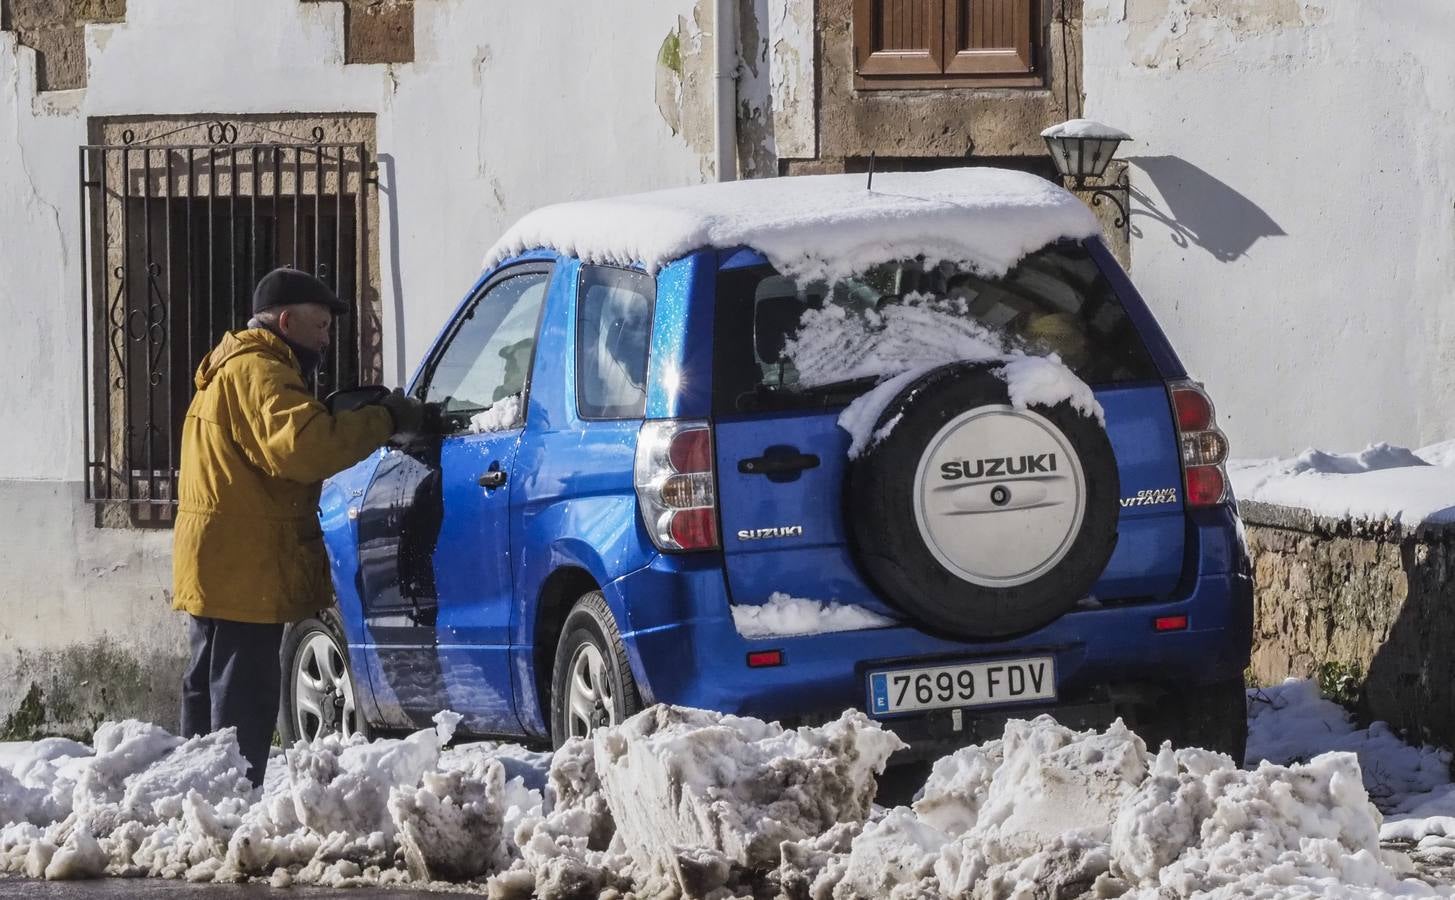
[550,592,641,748]
[279,614,370,744]
[1136,677,1248,763]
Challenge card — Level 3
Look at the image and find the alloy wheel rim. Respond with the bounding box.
[565,642,616,739]
[293,631,360,742]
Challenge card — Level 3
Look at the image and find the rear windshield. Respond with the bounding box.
[712,242,1159,413]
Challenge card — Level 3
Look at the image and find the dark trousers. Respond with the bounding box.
[180,615,285,788]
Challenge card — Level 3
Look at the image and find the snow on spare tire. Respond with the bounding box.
[848,361,1117,639]
[778,284,1115,640]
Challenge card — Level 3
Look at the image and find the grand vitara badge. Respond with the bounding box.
[1120,487,1178,508]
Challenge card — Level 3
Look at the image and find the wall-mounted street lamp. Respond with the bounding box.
[1042,119,1132,241]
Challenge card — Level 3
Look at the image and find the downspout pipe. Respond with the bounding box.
[715,0,738,182]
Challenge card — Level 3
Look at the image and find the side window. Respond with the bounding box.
[423,269,551,433]
[576,266,654,420]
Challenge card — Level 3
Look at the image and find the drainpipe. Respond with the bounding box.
[715,0,738,181]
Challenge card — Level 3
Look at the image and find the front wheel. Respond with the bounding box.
[550,592,642,748]
[278,614,370,744]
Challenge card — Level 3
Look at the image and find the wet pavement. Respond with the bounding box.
[0,879,479,897]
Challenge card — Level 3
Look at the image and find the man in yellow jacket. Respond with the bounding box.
[173,268,421,787]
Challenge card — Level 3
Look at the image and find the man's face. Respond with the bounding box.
[278,303,334,354]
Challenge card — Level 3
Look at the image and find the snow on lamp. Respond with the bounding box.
[1041,119,1130,187]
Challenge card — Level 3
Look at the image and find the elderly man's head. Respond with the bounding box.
[252,268,350,354]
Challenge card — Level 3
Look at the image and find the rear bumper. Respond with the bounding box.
[609,506,1253,739]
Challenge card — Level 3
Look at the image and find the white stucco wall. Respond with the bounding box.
[1083,0,1455,458]
[0,0,721,730]
[0,0,712,482]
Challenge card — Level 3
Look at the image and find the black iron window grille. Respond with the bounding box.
[79,121,380,526]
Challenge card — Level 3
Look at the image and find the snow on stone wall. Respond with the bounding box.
[1082,0,1455,458]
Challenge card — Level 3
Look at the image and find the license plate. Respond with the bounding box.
[867,656,1056,716]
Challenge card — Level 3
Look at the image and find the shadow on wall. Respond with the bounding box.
[1128,156,1286,262]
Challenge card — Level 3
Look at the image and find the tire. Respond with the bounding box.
[278,612,371,744]
[847,363,1120,639]
[550,592,642,749]
[1137,677,1249,763]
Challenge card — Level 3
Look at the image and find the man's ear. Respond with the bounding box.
[275,307,293,335]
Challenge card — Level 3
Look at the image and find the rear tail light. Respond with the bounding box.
[1154,614,1189,632]
[1169,381,1230,508]
[635,420,720,552]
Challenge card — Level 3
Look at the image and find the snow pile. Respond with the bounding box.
[0,712,542,888]
[778,714,1442,899]
[3,695,1452,896]
[1248,679,1455,846]
[469,393,522,433]
[731,592,897,637]
[781,294,1103,458]
[1230,442,1455,524]
[484,168,1099,284]
[490,736,633,900]
[594,705,905,897]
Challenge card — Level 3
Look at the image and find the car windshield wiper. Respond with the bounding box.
[794,375,882,395]
[735,376,881,412]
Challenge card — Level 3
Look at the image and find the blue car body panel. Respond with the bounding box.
[318,234,1252,743]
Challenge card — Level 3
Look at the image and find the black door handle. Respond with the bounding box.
[479,469,507,489]
[739,446,820,482]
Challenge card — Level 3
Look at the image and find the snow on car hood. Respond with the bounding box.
[0,693,1449,897]
[482,168,1100,284]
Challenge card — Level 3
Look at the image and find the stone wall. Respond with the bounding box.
[1243,500,1455,750]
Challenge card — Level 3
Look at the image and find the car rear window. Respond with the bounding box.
[712,242,1159,413]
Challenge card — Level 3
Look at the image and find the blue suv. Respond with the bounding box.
[280,170,1254,762]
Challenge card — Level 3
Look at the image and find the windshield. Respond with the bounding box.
[712,243,1158,413]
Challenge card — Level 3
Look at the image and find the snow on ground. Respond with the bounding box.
[1248,679,1455,843]
[483,168,1098,284]
[731,592,897,637]
[0,687,1451,896]
[1230,442,1455,524]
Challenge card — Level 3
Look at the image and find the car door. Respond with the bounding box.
[359,263,552,731]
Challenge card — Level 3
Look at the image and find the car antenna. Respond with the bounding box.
[866,152,876,191]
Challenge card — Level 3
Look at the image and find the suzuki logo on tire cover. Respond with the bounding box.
[913,405,1087,589]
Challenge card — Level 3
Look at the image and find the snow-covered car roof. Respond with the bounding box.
[483,168,1100,284]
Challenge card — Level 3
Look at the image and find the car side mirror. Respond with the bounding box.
[324,384,390,415]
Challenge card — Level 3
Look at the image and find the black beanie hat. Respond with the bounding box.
[252,268,350,315]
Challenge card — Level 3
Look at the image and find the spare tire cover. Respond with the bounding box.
[846,363,1119,639]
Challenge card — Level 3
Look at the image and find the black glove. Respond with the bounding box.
[379,388,426,436]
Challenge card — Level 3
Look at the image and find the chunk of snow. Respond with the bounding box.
[593,705,904,895]
[469,394,522,433]
[484,168,1099,284]
[730,592,897,637]
[1040,118,1132,140]
[1231,442,1455,524]
[995,353,1104,424]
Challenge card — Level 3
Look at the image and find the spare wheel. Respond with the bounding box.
[846,363,1119,639]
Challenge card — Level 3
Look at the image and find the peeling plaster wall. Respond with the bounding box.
[0,0,714,725]
[1083,0,1455,457]
[735,0,815,176]
[815,0,1081,164]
